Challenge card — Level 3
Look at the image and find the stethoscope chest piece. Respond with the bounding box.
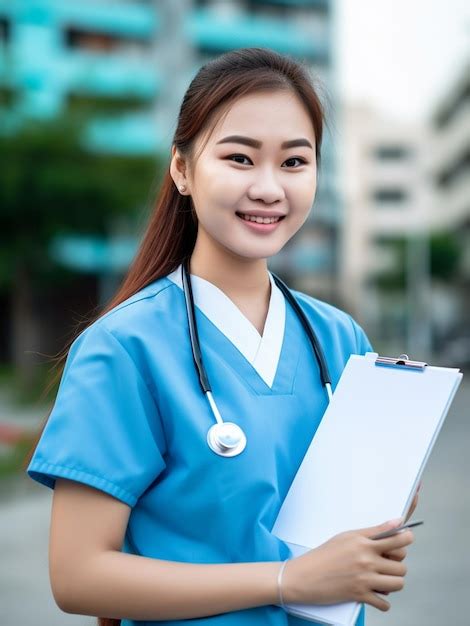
[207,422,247,457]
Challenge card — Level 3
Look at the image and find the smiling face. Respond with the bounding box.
[170,89,318,263]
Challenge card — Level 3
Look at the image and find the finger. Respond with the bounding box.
[362,591,391,612]
[383,547,407,561]
[372,529,414,553]
[373,590,390,595]
[376,557,407,577]
[358,518,403,538]
[404,503,416,524]
[370,574,405,593]
[406,494,419,518]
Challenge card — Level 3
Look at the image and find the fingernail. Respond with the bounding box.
[388,517,403,526]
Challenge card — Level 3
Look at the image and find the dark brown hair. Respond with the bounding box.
[23,47,325,626]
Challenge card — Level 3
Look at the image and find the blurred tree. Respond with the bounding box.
[0,116,162,390]
[373,232,462,289]
[371,237,406,290]
[429,232,461,280]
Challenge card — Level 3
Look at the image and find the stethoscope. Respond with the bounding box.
[181,257,333,457]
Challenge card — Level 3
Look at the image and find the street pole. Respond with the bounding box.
[406,226,432,361]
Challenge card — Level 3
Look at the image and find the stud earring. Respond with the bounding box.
[178,184,187,193]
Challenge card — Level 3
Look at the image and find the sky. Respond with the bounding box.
[336,0,470,122]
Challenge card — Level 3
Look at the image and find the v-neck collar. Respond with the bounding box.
[166,264,286,389]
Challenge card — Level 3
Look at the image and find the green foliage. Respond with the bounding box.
[0,435,37,480]
[0,87,15,106]
[0,115,162,289]
[373,238,406,290]
[372,232,462,290]
[2,359,60,406]
[429,232,460,280]
[68,93,149,115]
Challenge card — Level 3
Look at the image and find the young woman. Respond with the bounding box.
[25,48,418,626]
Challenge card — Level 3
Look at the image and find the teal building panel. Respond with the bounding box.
[188,9,329,60]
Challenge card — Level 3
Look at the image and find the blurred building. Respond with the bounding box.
[429,58,470,362]
[339,104,432,356]
[0,0,340,300]
[340,57,469,361]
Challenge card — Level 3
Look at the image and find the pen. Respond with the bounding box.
[371,519,424,540]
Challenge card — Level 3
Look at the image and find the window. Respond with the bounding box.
[64,27,150,53]
[434,80,470,129]
[374,145,410,160]
[246,0,329,17]
[436,148,470,188]
[372,188,408,204]
[0,16,10,44]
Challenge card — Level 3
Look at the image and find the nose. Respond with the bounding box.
[247,167,286,204]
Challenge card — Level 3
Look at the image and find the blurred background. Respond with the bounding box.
[0,1,469,624]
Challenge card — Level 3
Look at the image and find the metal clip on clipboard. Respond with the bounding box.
[375,353,427,372]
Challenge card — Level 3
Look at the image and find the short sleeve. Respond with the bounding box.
[348,315,374,355]
[27,322,167,507]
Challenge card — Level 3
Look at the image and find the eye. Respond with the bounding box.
[225,154,307,169]
[226,154,253,165]
[282,157,307,168]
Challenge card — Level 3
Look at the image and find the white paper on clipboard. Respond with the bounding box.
[272,352,463,626]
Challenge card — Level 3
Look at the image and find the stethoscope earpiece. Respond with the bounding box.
[181,257,331,459]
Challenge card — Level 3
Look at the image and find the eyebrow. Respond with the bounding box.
[215,135,313,150]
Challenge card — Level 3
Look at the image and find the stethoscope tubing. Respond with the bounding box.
[182,256,332,396]
[270,273,332,395]
[181,258,213,394]
[181,257,333,455]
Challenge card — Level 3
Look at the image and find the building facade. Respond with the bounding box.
[340,104,432,356]
[429,59,470,362]
[340,57,470,363]
[0,0,340,299]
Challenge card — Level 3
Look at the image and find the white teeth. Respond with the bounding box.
[239,213,281,224]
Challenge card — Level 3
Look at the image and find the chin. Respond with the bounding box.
[226,242,284,261]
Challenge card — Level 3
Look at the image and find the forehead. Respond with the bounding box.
[202,90,316,148]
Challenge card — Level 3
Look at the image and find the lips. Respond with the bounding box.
[236,211,286,224]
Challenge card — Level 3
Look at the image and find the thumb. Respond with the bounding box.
[356,517,404,537]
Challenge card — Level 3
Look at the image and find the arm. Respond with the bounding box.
[50,479,412,617]
[50,479,280,620]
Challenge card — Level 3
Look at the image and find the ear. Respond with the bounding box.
[169,146,190,195]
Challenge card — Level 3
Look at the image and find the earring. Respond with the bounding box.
[178,184,187,193]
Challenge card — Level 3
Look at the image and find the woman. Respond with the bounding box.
[25,48,418,626]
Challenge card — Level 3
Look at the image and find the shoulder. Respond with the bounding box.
[69,275,179,357]
[291,288,353,326]
[289,288,373,355]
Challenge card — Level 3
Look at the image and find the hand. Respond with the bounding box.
[379,481,422,593]
[376,482,422,596]
[282,519,414,612]
[404,481,422,524]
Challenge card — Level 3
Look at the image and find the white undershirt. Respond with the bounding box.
[166,264,286,388]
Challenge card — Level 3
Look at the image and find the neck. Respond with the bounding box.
[189,232,270,303]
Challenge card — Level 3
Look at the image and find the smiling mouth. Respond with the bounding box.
[236,212,286,224]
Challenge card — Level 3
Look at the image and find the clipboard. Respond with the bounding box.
[272,352,463,626]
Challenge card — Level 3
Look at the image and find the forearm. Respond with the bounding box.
[57,550,281,620]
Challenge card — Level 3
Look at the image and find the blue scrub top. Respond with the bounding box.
[27,274,372,626]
